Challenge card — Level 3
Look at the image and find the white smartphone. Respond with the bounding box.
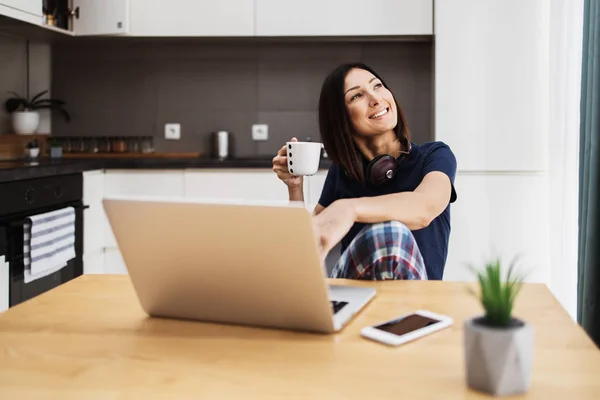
[361,309,453,346]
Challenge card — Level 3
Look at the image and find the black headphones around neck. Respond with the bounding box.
[363,140,412,186]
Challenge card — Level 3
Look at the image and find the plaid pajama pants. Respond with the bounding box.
[330,221,427,280]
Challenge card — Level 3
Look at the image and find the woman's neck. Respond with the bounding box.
[354,130,403,160]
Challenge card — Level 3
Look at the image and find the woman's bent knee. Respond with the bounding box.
[331,221,427,280]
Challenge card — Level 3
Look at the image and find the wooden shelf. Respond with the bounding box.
[61,152,202,159]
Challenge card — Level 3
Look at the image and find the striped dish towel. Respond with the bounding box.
[23,207,76,284]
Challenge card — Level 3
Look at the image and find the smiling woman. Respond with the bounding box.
[272,62,457,281]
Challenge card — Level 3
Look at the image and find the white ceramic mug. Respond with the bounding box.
[286,141,322,176]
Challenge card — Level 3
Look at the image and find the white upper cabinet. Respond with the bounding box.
[0,0,42,25]
[71,0,129,35]
[2,0,432,37]
[128,0,254,36]
[434,0,550,171]
[256,0,432,36]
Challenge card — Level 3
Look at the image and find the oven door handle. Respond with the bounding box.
[7,204,89,224]
[8,218,28,228]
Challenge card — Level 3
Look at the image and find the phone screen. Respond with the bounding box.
[374,313,441,336]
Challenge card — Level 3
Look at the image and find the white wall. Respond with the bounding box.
[436,0,581,321]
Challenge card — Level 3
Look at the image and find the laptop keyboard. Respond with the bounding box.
[331,300,348,314]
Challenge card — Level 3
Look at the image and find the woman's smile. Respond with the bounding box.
[368,107,390,119]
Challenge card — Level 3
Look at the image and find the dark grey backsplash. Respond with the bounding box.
[51,39,433,157]
[0,33,51,134]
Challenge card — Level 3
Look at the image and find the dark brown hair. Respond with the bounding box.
[318,62,410,183]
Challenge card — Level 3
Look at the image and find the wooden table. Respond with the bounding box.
[0,275,598,399]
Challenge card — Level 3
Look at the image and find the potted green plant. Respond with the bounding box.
[25,139,40,159]
[4,90,70,135]
[464,257,533,396]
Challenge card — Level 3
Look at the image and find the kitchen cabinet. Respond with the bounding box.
[83,170,106,275]
[3,0,433,38]
[0,256,8,312]
[29,0,130,36]
[306,170,328,211]
[434,0,549,171]
[103,170,185,248]
[69,0,129,36]
[184,170,298,202]
[83,170,105,254]
[0,0,42,25]
[104,170,185,198]
[104,248,127,275]
[90,169,552,288]
[83,251,105,274]
[128,0,254,37]
[102,170,185,271]
[255,0,433,36]
[95,169,320,275]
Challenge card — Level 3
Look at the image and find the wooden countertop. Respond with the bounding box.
[0,275,598,399]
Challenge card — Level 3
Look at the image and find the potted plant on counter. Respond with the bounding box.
[464,257,533,397]
[4,90,70,135]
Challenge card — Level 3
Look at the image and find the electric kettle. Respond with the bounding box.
[210,131,234,160]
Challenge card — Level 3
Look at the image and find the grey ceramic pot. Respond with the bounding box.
[464,316,534,396]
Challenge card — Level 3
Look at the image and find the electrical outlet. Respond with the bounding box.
[165,123,181,140]
[252,124,268,141]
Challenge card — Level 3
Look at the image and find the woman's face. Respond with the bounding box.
[343,68,398,137]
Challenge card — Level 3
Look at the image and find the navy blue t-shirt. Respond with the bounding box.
[317,141,457,280]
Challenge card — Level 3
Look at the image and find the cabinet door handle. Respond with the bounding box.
[69,6,80,19]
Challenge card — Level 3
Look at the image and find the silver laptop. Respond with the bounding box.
[102,196,376,333]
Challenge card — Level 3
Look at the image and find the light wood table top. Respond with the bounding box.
[0,275,598,399]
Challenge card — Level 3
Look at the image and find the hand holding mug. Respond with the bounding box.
[273,137,303,190]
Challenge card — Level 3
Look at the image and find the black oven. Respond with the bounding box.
[0,173,86,308]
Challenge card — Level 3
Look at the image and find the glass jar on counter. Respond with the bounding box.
[87,137,99,153]
[72,137,86,153]
[111,136,128,153]
[97,137,111,153]
[59,137,72,154]
[127,137,140,153]
[141,136,155,153]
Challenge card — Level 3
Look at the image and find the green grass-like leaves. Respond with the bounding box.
[467,257,525,327]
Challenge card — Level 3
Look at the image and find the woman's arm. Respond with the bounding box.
[288,185,304,202]
[347,171,453,230]
[313,204,325,216]
[311,173,452,259]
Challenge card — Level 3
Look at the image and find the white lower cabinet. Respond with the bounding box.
[83,203,106,254]
[84,250,105,275]
[103,170,186,248]
[184,169,292,201]
[89,169,552,287]
[306,170,328,210]
[96,169,318,275]
[104,248,128,275]
[0,256,8,312]
[101,170,185,274]
[83,170,106,275]
[104,170,186,198]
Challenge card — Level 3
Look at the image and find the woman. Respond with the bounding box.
[272,62,457,280]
